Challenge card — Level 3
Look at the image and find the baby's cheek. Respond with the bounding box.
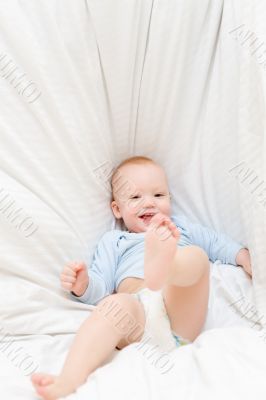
[160,201,171,216]
[126,199,144,215]
[166,206,172,216]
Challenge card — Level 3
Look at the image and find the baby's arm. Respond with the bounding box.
[62,231,117,306]
[235,248,252,277]
[61,261,108,305]
[176,215,251,274]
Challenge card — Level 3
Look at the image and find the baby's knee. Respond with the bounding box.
[96,293,145,347]
[97,293,138,314]
[189,246,209,268]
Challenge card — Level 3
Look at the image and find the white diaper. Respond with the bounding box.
[132,288,191,353]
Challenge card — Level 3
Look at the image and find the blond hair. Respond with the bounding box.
[110,156,158,201]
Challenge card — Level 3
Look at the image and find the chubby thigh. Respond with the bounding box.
[96,292,146,350]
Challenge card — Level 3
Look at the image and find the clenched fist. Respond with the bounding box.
[61,261,89,297]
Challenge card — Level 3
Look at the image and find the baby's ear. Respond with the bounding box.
[111,200,122,219]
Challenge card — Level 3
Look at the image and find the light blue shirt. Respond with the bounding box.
[71,214,244,305]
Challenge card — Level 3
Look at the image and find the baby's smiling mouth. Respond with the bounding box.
[138,212,157,224]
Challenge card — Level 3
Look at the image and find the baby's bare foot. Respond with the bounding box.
[31,372,76,400]
[144,213,180,290]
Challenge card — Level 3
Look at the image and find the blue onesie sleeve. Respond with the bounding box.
[172,215,244,265]
[70,231,117,306]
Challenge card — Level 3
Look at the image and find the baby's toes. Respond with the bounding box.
[31,373,55,387]
[158,220,180,241]
[31,373,44,386]
[173,228,180,240]
[169,224,180,238]
[159,218,174,231]
[156,224,173,241]
[151,213,167,225]
[148,217,164,232]
[35,384,54,400]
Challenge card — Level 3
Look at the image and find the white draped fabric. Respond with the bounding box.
[0,1,265,399]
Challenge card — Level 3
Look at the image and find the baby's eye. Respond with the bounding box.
[154,193,164,197]
[130,195,140,199]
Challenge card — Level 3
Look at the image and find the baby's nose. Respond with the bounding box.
[142,196,156,207]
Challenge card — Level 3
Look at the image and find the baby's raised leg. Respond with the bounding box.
[144,213,210,342]
[163,246,210,342]
[31,293,145,400]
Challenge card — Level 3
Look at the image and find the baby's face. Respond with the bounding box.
[111,163,171,233]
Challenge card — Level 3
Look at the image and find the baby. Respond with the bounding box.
[31,156,252,399]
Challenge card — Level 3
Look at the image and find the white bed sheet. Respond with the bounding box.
[1,0,266,399]
[1,262,264,400]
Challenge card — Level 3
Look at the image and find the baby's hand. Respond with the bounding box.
[61,262,89,297]
[242,262,252,278]
[236,248,252,279]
